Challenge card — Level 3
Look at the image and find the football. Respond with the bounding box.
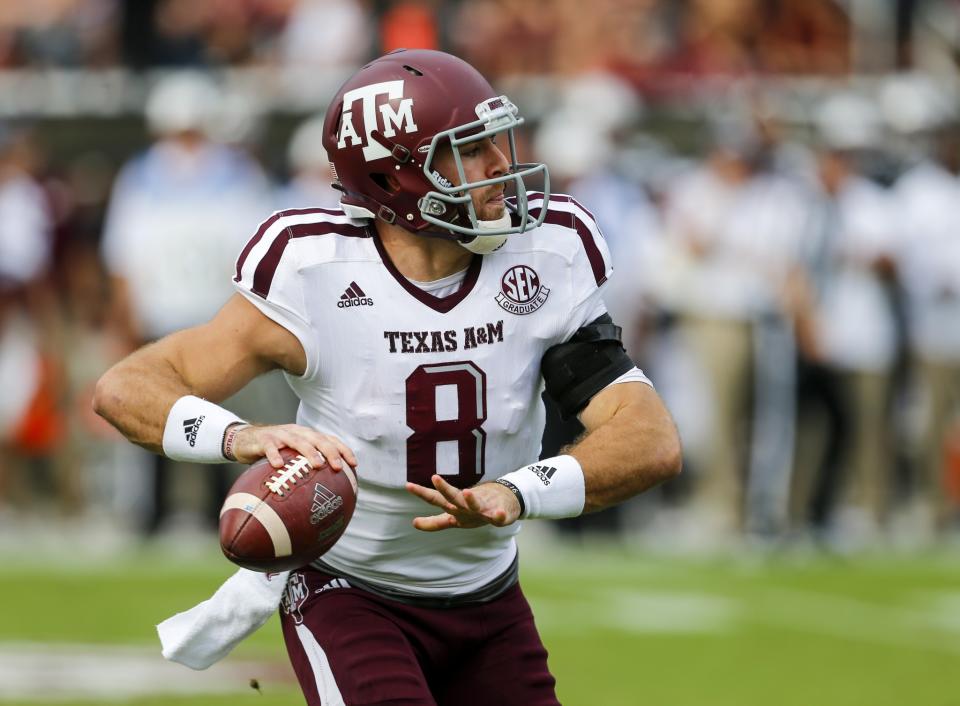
[219,448,358,572]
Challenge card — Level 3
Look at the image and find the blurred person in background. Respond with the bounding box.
[533,73,666,535]
[100,72,282,536]
[51,239,127,519]
[451,0,562,78]
[379,0,441,53]
[281,0,370,69]
[274,113,340,210]
[787,93,900,548]
[0,126,59,515]
[661,124,806,546]
[0,0,119,68]
[893,120,960,539]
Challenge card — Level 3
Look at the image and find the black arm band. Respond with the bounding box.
[541,313,635,420]
[494,478,526,517]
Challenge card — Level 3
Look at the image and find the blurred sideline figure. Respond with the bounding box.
[0,126,58,513]
[274,114,340,211]
[100,72,290,535]
[534,74,665,534]
[894,121,960,537]
[281,0,369,69]
[789,93,900,548]
[662,124,806,547]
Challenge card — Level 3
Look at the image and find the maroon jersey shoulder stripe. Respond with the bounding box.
[529,197,608,287]
[234,207,347,283]
[250,221,370,298]
[545,193,599,227]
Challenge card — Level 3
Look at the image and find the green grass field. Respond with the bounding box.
[1,540,958,706]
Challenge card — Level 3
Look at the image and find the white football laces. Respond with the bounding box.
[264,455,313,497]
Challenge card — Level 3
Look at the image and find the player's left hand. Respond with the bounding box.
[406,475,522,531]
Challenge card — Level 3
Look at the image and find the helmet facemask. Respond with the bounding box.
[417,96,550,253]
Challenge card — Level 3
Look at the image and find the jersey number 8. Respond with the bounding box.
[405,361,487,489]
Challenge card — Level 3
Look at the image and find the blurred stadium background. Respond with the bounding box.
[2,0,960,703]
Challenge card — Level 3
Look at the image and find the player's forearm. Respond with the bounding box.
[568,400,682,513]
[93,342,192,453]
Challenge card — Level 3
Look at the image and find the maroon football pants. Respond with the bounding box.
[279,566,560,706]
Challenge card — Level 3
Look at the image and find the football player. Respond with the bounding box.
[95,50,681,705]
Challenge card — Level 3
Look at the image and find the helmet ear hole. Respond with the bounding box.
[370,173,400,196]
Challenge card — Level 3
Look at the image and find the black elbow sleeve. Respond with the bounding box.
[541,314,635,420]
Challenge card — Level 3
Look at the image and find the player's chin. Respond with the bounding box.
[476,200,506,222]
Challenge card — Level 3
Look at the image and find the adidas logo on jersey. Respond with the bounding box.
[315,577,351,594]
[337,281,374,308]
[182,416,205,447]
[529,464,558,485]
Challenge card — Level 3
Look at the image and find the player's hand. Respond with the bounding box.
[405,475,522,531]
[231,424,358,471]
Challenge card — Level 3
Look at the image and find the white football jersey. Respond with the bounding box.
[234,194,613,595]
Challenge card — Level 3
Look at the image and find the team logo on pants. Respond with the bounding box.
[496,265,549,315]
[281,572,310,625]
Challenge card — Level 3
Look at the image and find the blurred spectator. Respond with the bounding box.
[0,0,119,68]
[534,73,656,354]
[0,126,58,513]
[452,0,561,78]
[788,93,900,546]
[669,0,763,75]
[894,123,960,537]
[380,0,440,53]
[51,240,126,518]
[661,127,806,544]
[281,0,370,68]
[757,0,850,74]
[121,0,294,69]
[533,74,664,534]
[274,113,340,210]
[100,72,276,535]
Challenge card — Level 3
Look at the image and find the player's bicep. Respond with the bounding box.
[163,294,307,401]
[578,380,665,434]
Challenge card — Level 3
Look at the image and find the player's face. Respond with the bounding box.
[433,136,511,222]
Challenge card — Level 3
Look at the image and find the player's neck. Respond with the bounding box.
[375,221,474,282]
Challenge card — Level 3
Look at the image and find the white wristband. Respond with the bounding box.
[495,455,585,519]
[161,395,245,463]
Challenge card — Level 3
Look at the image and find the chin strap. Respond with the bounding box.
[458,213,511,254]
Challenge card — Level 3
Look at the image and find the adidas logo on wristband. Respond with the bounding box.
[183,416,205,447]
[528,464,557,486]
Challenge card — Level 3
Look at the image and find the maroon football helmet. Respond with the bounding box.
[321,49,550,252]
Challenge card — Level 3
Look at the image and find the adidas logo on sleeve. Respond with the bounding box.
[528,464,557,485]
[183,416,205,447]
[337,281,374,308]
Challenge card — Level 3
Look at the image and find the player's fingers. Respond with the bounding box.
[262,440,285,469]
[431,475,468,509]
[462,487,483,509]
[281,434,326,468]
[304,430,357,469]
[412,513,459,532]
[463,489,508,526]
[462,488,491,515]
[405,482,446,506]
[405,483,461,514]
[489,508,508,526]
[330,438,359,468]
[311,438,348,471]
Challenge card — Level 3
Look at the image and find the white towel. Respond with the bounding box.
[156,569,290,670]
